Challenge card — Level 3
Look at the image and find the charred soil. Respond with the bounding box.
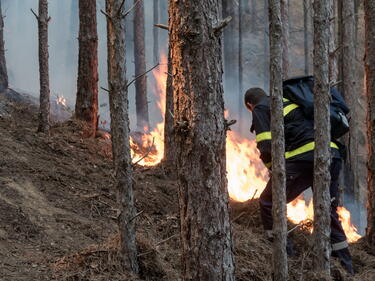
[0,91,374,281]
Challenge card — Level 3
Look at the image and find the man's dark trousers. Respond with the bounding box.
[259,158,347,247]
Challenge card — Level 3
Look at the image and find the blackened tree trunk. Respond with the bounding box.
[153,0,159,64]
[313,0,332,274]
[133,0,149,131]
[269,1,288,280]
[365,0,375,246]
[304,0,310,75]
[280,0,289,77]
[105,0,139,274]
[76,0,99,137]
[36,0,50,133]
[0,0,8,91]
[170,0,235,280]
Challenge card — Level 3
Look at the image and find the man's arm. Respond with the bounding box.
[252,105,272,167]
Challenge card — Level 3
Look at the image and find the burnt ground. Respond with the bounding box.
[0,90,374,281]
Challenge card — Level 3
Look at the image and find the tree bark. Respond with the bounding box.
[76,0,99,137]
[329,0,338,83]
[0,0,8,92]
[36,0,50,133]
[269,1,288,280]
[304,0,310,75]
[313,0,332,274]
[365,0,375,246]
[263,0,269,90]
[153,0,159,65]
[251,0,257,33]
[105,0,139,274]
[133,0,149,131]
[169,0,235,280]
[280,0,289,78]
[238,0,244,132]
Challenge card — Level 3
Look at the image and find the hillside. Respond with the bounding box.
[0,91,374,281]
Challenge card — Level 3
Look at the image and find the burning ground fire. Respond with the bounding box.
[130,54,361,243]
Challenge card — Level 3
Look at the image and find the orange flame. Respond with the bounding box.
[132,51,361,242]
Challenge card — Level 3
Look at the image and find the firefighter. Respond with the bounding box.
[244,87,354,275]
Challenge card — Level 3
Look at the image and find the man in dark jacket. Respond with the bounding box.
[244,87,354,274]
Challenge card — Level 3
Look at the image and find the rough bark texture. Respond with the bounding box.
[263,0,270,90]
[304,0,310,75]
[269,1,288,280]
[238,0,244,132]
[133,0,149,131]
[36,0,50,133]
[313,0,332,274]
[105,0,139,273]
[153,0,159,65]
[329,0,338,83]
[0,0,8,91]
[169,0,235,280]
[76,0,99,137]
[365,0,375,246]
[280,0,289,78]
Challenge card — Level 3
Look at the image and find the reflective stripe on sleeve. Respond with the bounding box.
[265,162,272,168]
[256,131,272,142]
[285,141,339,159]
[283,98,289,102]
[332,241,348,251]
[283,103,299,117]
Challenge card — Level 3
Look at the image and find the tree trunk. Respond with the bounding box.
[133,0,149,131]
[105,0,139,274]
[238,0,244,132]
[36,0,50,133]
[153,0,159,64]
[329,0,338,83]
[251,0,257,33]
[263,0,270,90]
[0,0,8,91]
[304,0,310,75]
[280,0,289,78]
[313,0,332,274]
[169,0,235,280]
[269,1,288,280]
[75,0,99,137]
[365,0,375,246]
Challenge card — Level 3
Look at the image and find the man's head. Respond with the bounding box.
[244,88,267,112]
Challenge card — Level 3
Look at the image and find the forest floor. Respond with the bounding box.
[0,90,375,281]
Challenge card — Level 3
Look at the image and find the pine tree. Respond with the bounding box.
[105,0,139,273]
[0,0,8,91]
[75,0,99,137]
[169,0,235,279]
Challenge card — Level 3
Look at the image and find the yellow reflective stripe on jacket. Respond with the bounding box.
[283,103,299,117]
[285,141,339,159]
[283,98,289,102]
[265,162,272,168]
[256,131,272,142]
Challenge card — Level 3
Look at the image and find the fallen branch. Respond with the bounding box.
[287,219,313,234]
[132,137,155,165]
[251,189,258,200]
[127,63,160,88]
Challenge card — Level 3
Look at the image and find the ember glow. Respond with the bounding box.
[131,52,361,243]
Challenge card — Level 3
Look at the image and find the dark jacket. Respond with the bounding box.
[251,97,341,168]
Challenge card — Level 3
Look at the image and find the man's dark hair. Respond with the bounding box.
[244,88,267,106]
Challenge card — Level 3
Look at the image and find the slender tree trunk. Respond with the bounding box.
[36,0,50,133]
[153,0,159,64]
[251,0,257,33]
[170,0,235,280]
[269,1,288,280]
[263,0,269,90]
[280,0,289,78]
[105,0,139,274]
[76,0,99,137]
[133,0,149,131]
[365,0,375,246]
[329,0,338,83]
[238,0,244,132]
[313,0,332,274]
[0,0,8,91]
[304,0,310,75]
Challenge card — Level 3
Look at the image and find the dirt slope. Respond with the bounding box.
[0,91,374,281]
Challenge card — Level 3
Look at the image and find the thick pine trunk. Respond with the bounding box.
[133,0,149,131]
[313,0,332,274]
[76,0,99,137]
[169,0,235,280]
[37,0,50,133]
[0,0,8,91]
[269,1,288,280]
[280,0,289,78]
[153,0,159,64]
[105,0,139,273]
[365,0,375,246]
